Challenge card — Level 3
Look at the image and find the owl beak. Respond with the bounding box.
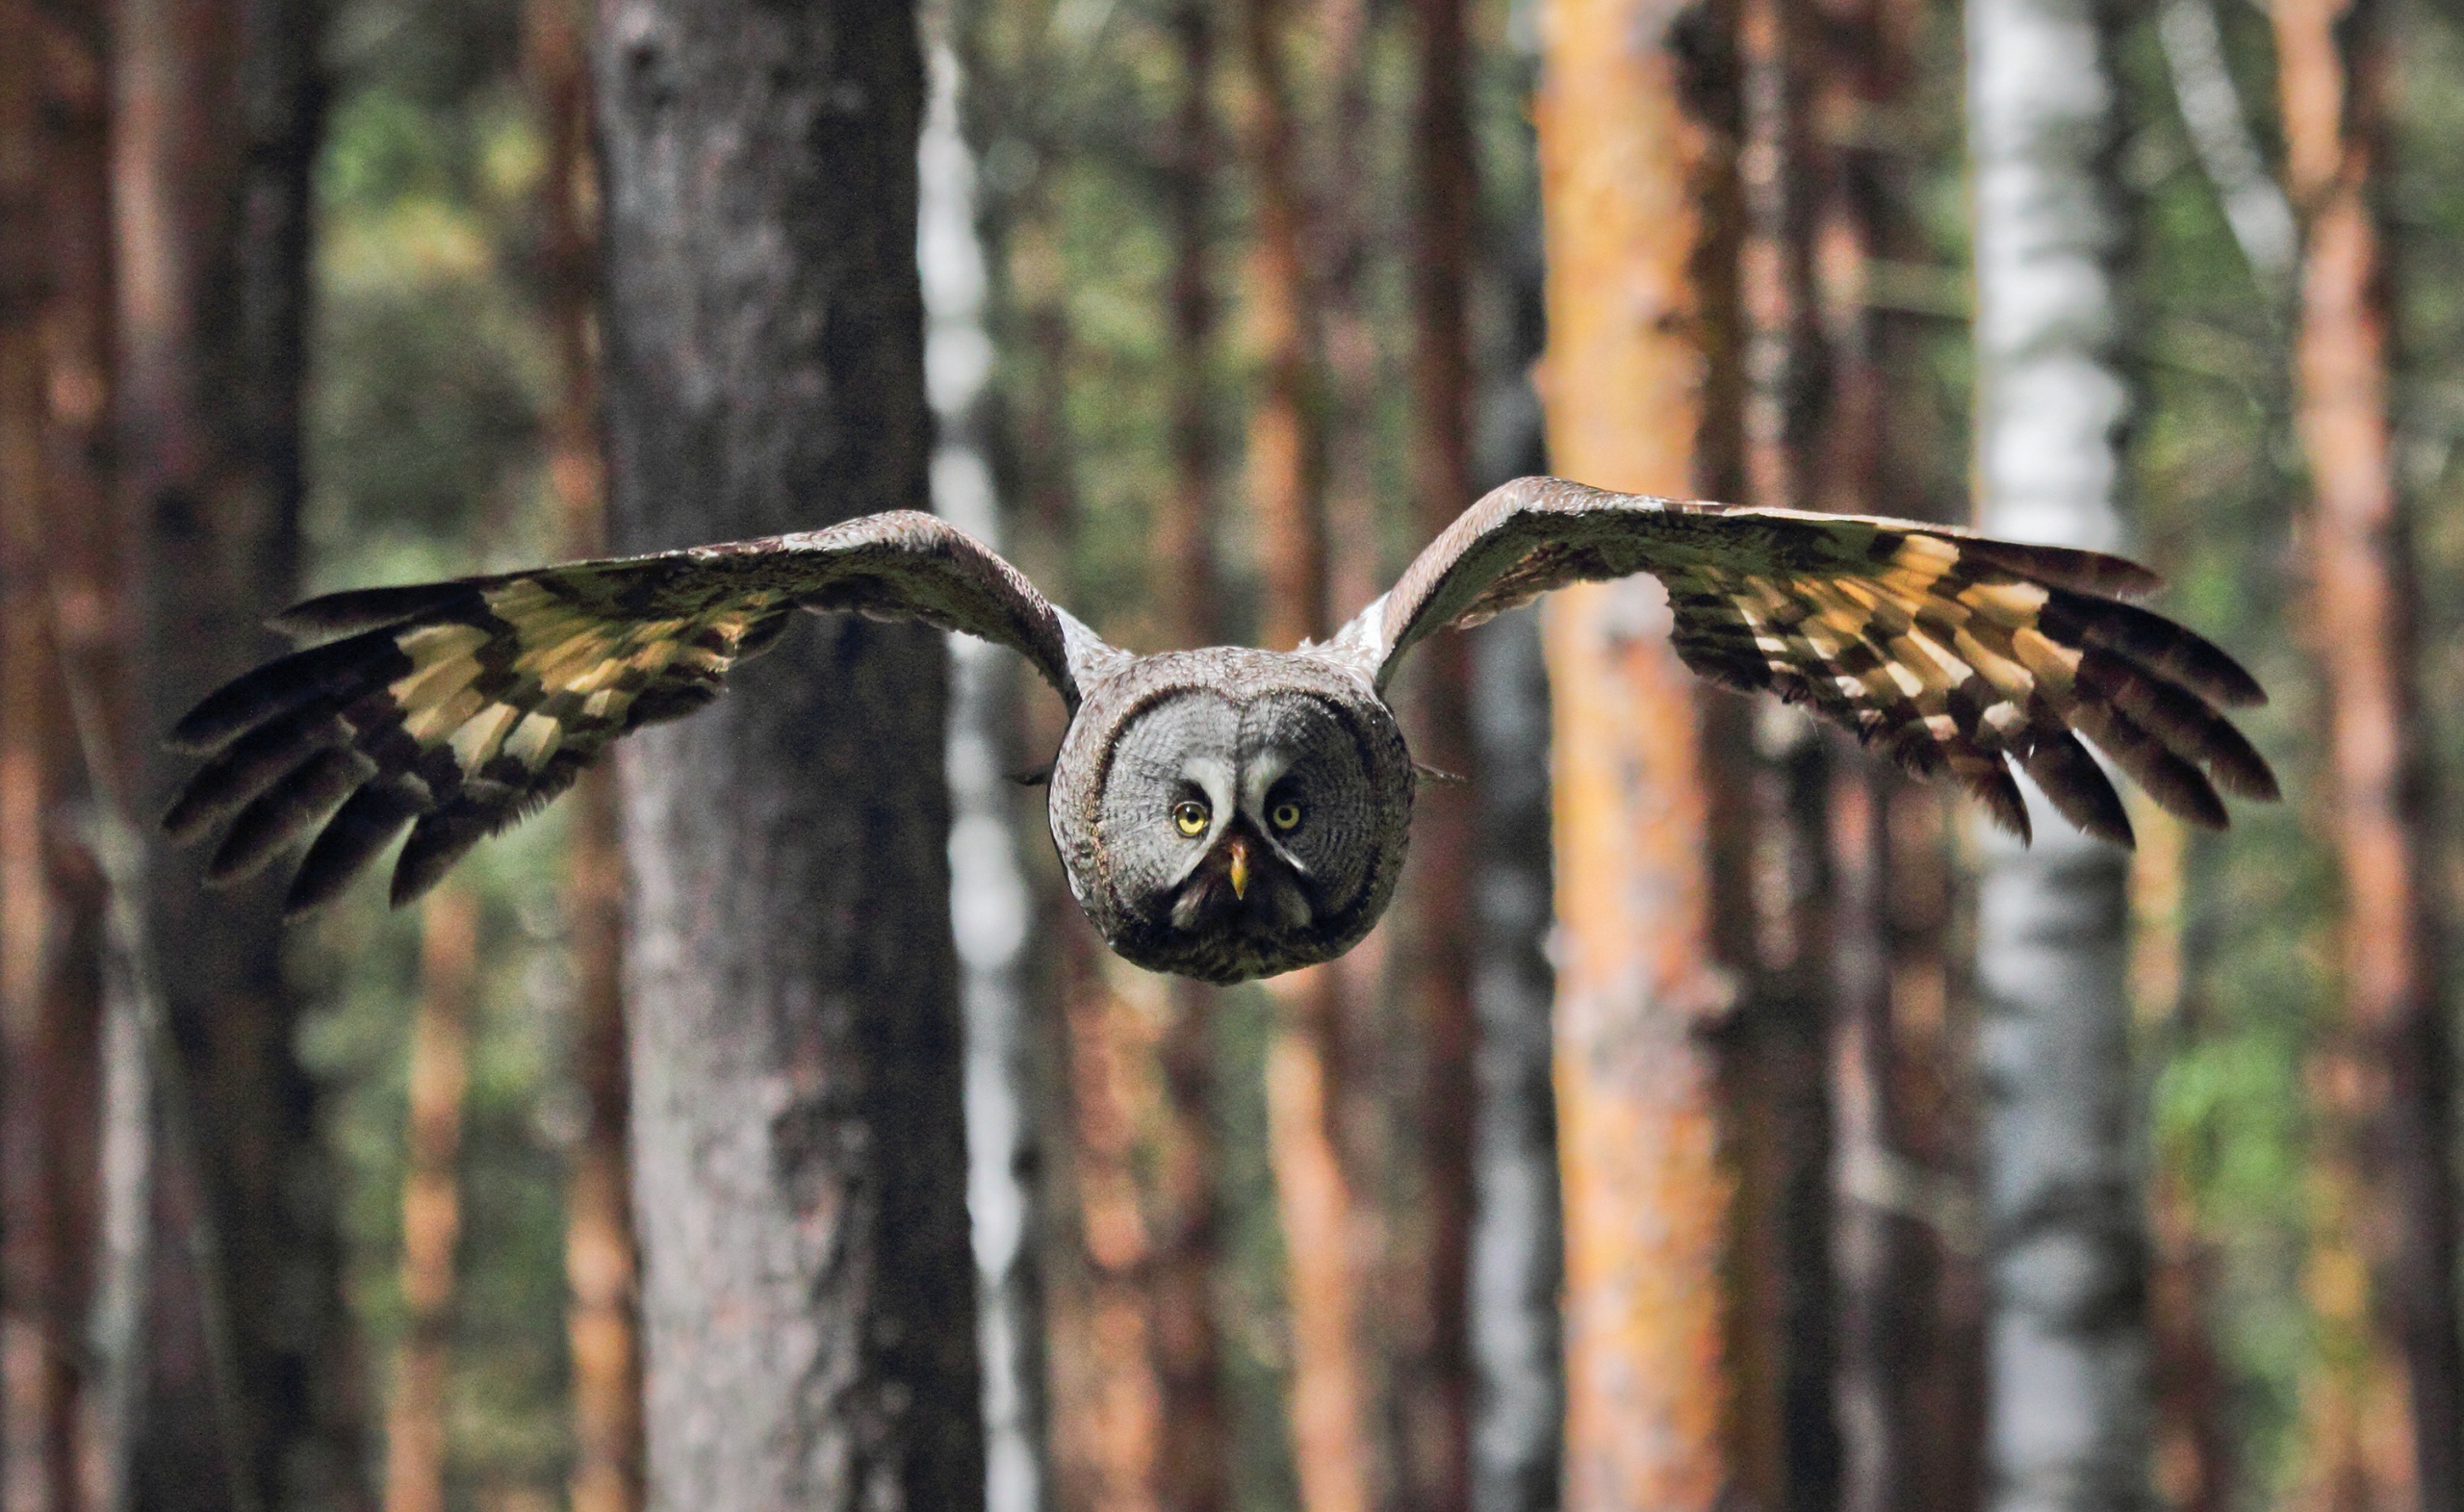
[1225,834,1252,900]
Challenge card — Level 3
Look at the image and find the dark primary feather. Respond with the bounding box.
[1331,475,2277,847]
[165,511,1103,916]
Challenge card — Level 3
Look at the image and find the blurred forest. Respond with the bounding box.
[6,0,2464,1506]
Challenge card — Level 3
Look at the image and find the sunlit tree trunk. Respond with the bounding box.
[1242,1,1373,1507]
[1965,0,2151,1503]
[1533,0,1743,1502]
[593,0,985,1501]
[2274,0,2462,1500]
[522,4,644,1507]
[383,889,475,1512]
[112,0,364,1499]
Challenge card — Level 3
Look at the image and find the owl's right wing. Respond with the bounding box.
[166,510,1122,915]
[1327,475,2275,847]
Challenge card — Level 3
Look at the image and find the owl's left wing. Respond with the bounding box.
[166,510,1119,915]
[1327,475,2275,846]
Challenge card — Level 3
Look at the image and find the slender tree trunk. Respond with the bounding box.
[1151,14,1229,1505]
[523,6,646,1508]
[1965,0,2151,1503]
[1242,2,1372,1508]
[1723,0,1838,1504]
[383,890,475,1512]
[592,0,984,1502]
[1399,2,1477,1507]
[2275,0,2462,1500]
[112,0,363,1498]
[0,0,83,1497]
[920,24,1048,1509]
[1533,0,1744,1502]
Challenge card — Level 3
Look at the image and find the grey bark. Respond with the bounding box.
[2153,0,2294,302]
[593,0,985,1506]
[921,22,1045,1512]
[1964,0,2152,1507]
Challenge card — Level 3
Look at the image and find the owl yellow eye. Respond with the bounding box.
[1270,801,1302,832]
[1172,800,1211,837]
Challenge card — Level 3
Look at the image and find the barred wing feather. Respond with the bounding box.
[165,511,1101,915]
[1333,476,2275,847]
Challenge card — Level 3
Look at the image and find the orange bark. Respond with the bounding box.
[2275,0,2462,1503]
[384,889,475,1512]
[1534,0,1742,1503]
[1243,0,1373,1504]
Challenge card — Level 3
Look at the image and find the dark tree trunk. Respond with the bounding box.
[110,0,362,1500]
[590,2,984,1505]
[1402,1,1476,1507]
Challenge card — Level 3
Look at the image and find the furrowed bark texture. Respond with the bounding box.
[1403,0,1476,1507]
[592,1,986,1504]
[1243,1,1373,1507]
[1965,0,2152,1504]
[2274,0,2462,1500]
[1534,0,1742,1502]
[382,890,475,1512]
[113,0,364,1499]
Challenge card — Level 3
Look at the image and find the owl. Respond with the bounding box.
[166,476,2276,984]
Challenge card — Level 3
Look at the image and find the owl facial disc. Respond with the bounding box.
[1048,650,1415,984]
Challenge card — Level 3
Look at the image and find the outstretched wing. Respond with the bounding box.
[1327,475,2275,846]
[166,510,1120,915]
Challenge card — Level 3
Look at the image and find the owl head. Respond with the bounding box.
[1048,649,1416,984]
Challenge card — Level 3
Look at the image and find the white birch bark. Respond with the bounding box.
[1966,1,2153,1507]
[922,28,1044,1512]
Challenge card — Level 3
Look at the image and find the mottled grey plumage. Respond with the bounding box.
[166,475,2278,983]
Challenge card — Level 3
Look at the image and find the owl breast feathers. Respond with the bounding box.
[165,476,2276,983]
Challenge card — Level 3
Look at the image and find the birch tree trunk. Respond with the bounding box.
[592,1,985,1503]
[2274,0,2463,1499]
[1965,0,2151,1504]
[1534,0,1744,1502]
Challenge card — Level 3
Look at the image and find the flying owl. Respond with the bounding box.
[165,475,2276,984]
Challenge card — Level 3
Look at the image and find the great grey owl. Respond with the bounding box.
[165,475,2276,984]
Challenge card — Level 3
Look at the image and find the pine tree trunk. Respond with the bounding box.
[592,1,985,1503]
[2274,0,2463,1499]
[112,0,364,1498]
[1533,0,1743,1502]
[1965,0,2152,1502]
[383,889,475,1512]
[524,4,645,1505]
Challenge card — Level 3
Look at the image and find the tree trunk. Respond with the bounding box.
[1965,0,2151,1502]
[2274,0,2462,1499]
[591,0,984,1504]
[1400,2,1476,1506]
[920,22,1047,1509]
[1,0,85,1496]
[1151,13,1229,1504]
[111,0,364,1498]
[523,3,645,1505]
[1240,1,1371,1508]
[1532,0,1743,1502]
[383,890,475,1512]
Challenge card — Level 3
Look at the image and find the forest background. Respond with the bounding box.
[0,0,2454,1506]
